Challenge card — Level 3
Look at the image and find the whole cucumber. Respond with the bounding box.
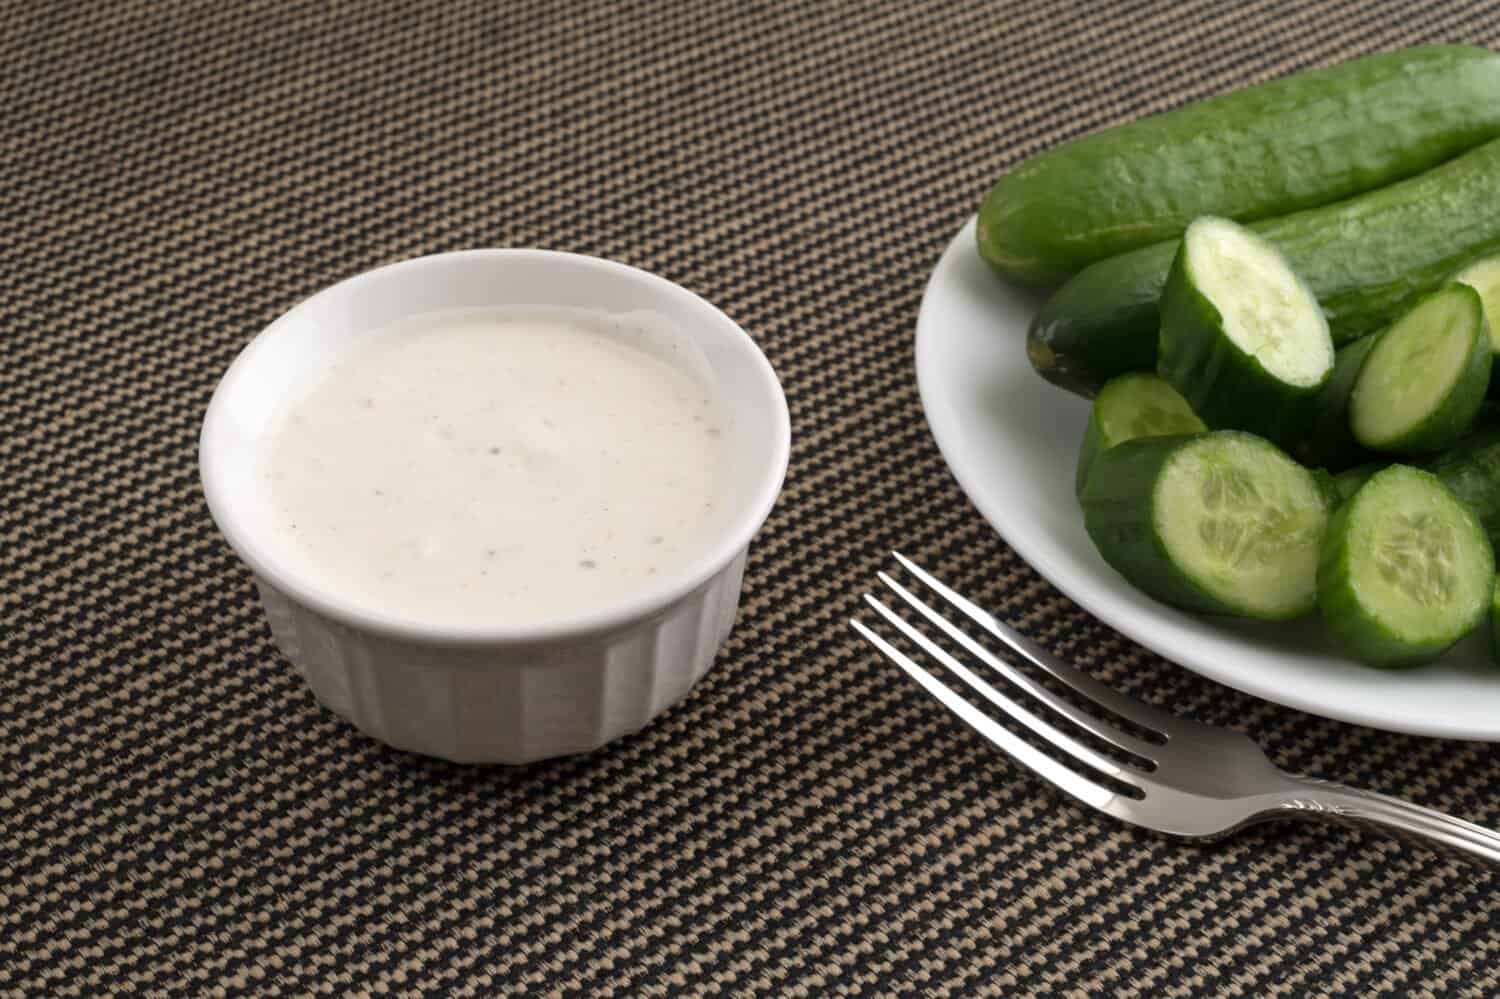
[979,45,1500,286]
[1028,135,1500,397]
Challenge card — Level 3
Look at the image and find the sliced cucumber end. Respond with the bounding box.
[1320,465,1493,667]
[1184,216,1333,389]
[1153,432,1327,619]
[1094,373,1205,446]
[1077,373,1206,497]
[1455,255,1500,354]
[1349,284,1489,454]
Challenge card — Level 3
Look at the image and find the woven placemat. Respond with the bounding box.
[6,1,1500,994]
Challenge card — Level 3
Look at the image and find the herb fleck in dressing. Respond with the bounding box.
[262,310,725,626]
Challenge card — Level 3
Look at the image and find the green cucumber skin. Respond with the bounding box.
[1296,334,1379,472]
[1331,462,1387,505]
[1075,416,1106,497]
[1079,435,1235,616]
[1492,579,1500,666]
[1080,431,1320,619]
[1317,489,1423,667]
[1028,135,1500,398]
[1429,426,1500,550]
[1351,284,1492,455]
[1027,250,1167,396]
[1471,400,1500,434]
[1156,232,1326,447]
[978,46,1500,286]
[1311,468,1342,510]
[1317,466,1492,667]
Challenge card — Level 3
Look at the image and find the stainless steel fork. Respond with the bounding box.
[852,553,1500,866]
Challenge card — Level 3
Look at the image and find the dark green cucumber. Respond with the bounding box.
[1296,334,1379,472]
[1027,135,1500,397]
[1075,373,1204,495]
[1492,579,1500,666]
[1080,431,1328,620]
[1453,254,1500,394]
[1471,399,1500,434]
[1317,465,1493,667]
[1428,426,1500,550]
[978,46,1500,285]
[1349,283,1491,455]
[1311,468,1342,510]
[1157,217,1332,447]
[1332,462,1388,506]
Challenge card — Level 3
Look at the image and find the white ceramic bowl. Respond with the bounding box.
[200,250,790,763]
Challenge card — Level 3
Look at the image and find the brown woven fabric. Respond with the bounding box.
[6,1,1500,995]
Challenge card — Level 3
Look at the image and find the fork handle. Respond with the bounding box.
[1279,777,1500,867]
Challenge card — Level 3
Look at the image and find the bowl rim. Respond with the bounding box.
[199,248,791,648]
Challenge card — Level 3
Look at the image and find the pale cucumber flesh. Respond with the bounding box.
[1350,288,1483,447]
[1186,217,1332,387]
[1456,255,1500,353]
[1096,374,1204,446]
[1332,467,1491,646]
[1153,434,1327,618]
[1076,373,1205,496]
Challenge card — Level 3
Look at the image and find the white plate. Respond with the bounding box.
[915,219,1500,741]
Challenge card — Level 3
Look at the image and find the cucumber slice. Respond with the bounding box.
[1075,373,1205,495]
[1454,255,1500,393]
[1081,431,1329,620]
[1158,217,1333,447]
[1349,283,1491,454]
[1295,334,1378,471]
[1318,465,1493,667]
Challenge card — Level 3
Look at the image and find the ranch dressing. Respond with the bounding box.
[261,309,725,627]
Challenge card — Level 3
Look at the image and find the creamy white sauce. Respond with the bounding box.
[261,309,725,626]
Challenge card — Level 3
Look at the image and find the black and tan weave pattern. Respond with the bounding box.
[7,1,1500,994]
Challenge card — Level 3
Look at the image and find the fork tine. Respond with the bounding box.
[850,617,1119,811]
[864,595,1135,782]
[877,571,1158,761]
[892,552,1180,737]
